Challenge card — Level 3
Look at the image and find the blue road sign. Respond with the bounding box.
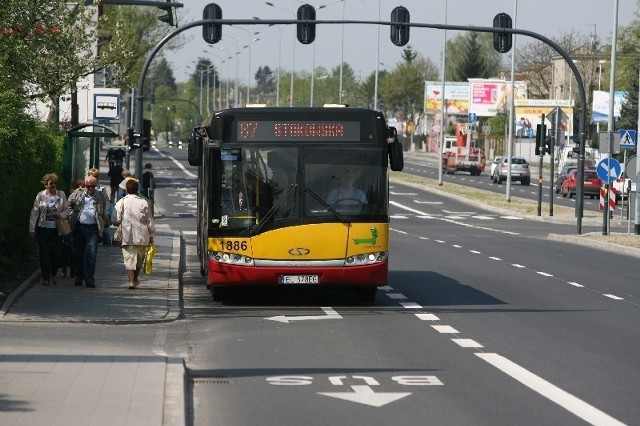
[619,129,637,149]
[468,113,477,123]
[596,157,622,182]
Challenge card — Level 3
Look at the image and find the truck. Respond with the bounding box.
[444,123,486,176]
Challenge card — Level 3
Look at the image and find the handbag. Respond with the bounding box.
[57,218,72,237]
[112,201,124,243]
[112,224,123,242]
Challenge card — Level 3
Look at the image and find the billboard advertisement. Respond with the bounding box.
[591,90,627,123]
[424,81,469,114]
[468,79,527,117]
[514,99,572,139]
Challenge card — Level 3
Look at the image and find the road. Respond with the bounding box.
[3,144,637,425]
[152,146,638,425]
[402,151,637,225]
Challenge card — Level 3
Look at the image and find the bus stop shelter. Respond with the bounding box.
[62,123,119,190]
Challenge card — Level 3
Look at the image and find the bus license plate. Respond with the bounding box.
[280,275,319,284]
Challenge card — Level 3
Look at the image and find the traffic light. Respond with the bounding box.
[390,6,410,47]
[127,127,141,150]
[492,12,512,53]
[296,4,316,44]
[158,0,175,27]
[202,3,222,44]
[535,124,547,156]
[142,119,152,152]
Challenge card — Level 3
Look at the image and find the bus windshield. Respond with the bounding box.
[215,145,386,232]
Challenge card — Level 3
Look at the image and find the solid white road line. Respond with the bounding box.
[476,353,625,426]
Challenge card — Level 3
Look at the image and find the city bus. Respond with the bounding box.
[188,107,403,301]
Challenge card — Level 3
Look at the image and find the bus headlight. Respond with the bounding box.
[344,251,387,266]
[210,251,254,266]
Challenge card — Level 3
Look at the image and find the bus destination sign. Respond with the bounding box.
[237,121,361,141]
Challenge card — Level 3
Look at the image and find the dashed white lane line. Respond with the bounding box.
[476,353,626,426]
[604,294,624,301]
[400,302,422,309]
[452,339,483,348]
[415,313,439,321]
[536,271,554,277]
[432,325,459,334]
[568,282,584,288]
[386,293,408,300]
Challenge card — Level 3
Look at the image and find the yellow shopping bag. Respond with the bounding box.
[144,245,157,275]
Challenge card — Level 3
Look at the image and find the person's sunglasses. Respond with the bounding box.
[86,185,96,188]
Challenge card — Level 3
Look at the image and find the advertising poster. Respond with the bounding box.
[424,82,469,114]
[514,99,572,139]
[468,79,527,117]
[591,90,627,123]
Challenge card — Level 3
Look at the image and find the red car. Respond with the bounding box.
[561,169,601,199]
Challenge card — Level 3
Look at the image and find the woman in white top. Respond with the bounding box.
[29,173,68,285]
[114,179,155,289]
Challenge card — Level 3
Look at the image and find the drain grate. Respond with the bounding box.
[191,375,230,384]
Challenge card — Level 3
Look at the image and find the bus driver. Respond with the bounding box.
[326,169,368,205]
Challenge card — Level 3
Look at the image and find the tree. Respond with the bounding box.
[1,0,131,123]
[446,32,502,81]
[255,66,275,101]
[378,50,439,116]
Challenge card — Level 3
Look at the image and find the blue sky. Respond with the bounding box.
[164,0,638,84]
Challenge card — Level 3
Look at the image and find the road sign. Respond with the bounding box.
[482,122,491,135]
[619,129,637,149]
[599,187,616,212]
[596,157,622,182]
[468,112,477,123]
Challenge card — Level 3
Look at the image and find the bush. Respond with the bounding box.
[0,85,63,273]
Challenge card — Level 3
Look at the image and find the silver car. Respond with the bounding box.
[492,156,530,185]
[489,156,504,178]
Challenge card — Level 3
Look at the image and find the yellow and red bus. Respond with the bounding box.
[188,107,403,301]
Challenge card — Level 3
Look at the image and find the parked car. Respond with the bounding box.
[491,157,530,185]
[168,136,182,146]
[554,165,577,193]
[561,169,601,199]
[489,156,504,178]
[613,177,636,201]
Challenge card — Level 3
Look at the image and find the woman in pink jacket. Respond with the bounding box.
[113,179,155,289]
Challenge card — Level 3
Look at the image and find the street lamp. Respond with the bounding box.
[373,0,381,110]
[312,1,344,106]
[266,2,295,106]
[242,38,260,105]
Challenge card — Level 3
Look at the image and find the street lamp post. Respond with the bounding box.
[339,0,345,104]
[373,0,381,110]
[266,2,295,106]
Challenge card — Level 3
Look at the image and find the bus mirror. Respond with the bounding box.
[387,134,404,172]
[188,131,203,166]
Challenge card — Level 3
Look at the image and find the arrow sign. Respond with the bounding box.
[265,307,342,323]
[318,385,411,407]
[596,158,622,182]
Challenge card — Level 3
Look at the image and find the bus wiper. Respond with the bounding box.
[245,184,297,236]
[303,187,351,224]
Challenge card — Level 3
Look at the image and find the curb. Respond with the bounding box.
[548,232,640,259]
[0,269,40,320]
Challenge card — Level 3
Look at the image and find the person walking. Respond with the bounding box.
[108,162,124,202]
[113,179,155,289]
[28,173,69,286]
[141,163,155,198]
[116,169,137,201]
[67,175,109,288]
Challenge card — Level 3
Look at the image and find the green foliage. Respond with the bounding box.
[378,49,438,116]
[0,82,63,271]
[447,32,501,81]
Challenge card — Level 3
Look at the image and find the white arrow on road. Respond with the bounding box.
[265,307,342,323]
[318,385,411,407]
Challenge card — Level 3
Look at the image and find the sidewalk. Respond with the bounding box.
[0,227,186,426]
